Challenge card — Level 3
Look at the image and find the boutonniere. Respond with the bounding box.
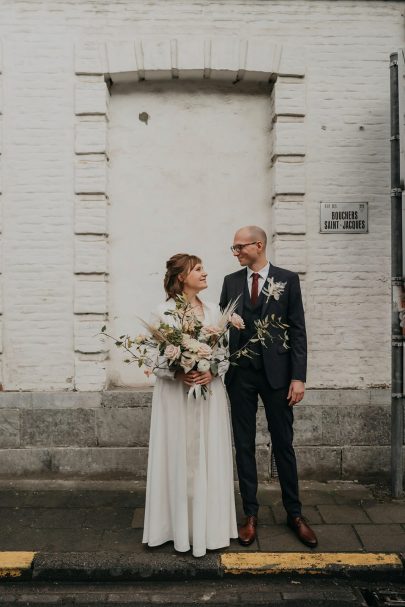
[262,277,287,304]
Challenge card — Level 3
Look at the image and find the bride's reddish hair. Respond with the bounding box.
[164,253,202,301]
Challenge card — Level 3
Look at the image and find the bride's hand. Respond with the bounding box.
[194,371,213,386]
[175,370,199,386]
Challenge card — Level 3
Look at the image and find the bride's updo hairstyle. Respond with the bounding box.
[164,253,202,301]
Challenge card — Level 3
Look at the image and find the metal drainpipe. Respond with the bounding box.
[390,52,404,498]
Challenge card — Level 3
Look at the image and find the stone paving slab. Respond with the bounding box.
[354,524,405,551]
[317,505,371,524]
[363,502,405,523]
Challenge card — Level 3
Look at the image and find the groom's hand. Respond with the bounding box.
[287,380,305,406]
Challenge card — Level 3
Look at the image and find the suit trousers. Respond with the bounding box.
[227,365,302,518]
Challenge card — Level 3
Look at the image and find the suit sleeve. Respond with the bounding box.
[219,277,229,311]
[287,273,307,382]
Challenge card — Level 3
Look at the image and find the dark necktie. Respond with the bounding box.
[251,273,260,306]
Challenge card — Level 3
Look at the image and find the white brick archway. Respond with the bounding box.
[73,38,307,390]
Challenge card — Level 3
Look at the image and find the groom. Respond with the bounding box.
[220,226,318,548]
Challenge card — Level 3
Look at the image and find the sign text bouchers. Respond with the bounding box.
[320,202,368,234]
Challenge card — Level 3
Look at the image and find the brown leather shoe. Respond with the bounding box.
[238,515,258,546]
[287,515,318,548]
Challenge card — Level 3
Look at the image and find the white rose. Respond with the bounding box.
[181,333,191,347]
[187,338,201,353]
[181,351,197,372]
[229,313,245,330]
[197,342,212,359]
[164,344,181,361]
[197,359,211,372]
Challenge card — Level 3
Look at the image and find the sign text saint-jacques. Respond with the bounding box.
[320,202,368,234]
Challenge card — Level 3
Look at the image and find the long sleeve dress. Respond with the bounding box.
[142,298,238,557]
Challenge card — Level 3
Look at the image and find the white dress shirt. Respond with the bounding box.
[246,262,270,297]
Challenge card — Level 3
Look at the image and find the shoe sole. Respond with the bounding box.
[238,537,256,546]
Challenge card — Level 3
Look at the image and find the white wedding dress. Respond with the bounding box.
[142,298,238,557]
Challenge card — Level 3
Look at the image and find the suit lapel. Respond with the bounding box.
[233,269,247,316]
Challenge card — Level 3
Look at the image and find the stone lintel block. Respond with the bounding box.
[295,447,342,480]
[0,448,52,476]
[74,276,107,314]
[107,41,137,77]
[210,38,240,81]
[75,235,108,274]
[243,39,281,82]
[21,409,96,447]
[75,315,108,354]
[140,39,172,80]
[271,121,306,158]
[176,37,205,78]
[279,45,306,77]
[75,42,107,75]
[0,392,32,409]
[302,389,372,407]
[110,71,139,84]
[271,157,305,196]
[75,357,106,391]
[370,388,390,405]
[272,234,307,273]
[31,392,102,409]
[75,195,108,235]
[96,408,151,447]
[75,116,107,155]
[272,198,306,235]
[75,154,107,194]
[0,391,102,410]
[341,446,392,480]
[272,77,306,116]
[101,390,153,408]
[75,77,109,116]
[50,447,147,478]
[0,409,20,447]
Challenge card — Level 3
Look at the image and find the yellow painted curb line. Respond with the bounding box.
[221,552,403,575]
[0,552,36,578]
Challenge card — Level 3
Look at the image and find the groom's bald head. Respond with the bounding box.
[234,226,267,248]
[232,226,268,269]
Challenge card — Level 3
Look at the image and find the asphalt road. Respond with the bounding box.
[1,578,405,606]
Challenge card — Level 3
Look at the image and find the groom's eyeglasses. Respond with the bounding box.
[230,242,258,253]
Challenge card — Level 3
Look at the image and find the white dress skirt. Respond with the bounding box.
[142,299,238,557]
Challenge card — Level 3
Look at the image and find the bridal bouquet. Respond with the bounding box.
[101,295,289,399]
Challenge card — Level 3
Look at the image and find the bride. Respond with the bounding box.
[142,253,238,557]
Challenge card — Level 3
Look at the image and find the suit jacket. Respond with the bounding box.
[219,264,307,389]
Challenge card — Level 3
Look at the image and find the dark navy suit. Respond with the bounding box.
[220,264,307,517]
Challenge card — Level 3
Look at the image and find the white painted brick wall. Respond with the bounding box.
[0,0,402,390]
[75,195,108,235]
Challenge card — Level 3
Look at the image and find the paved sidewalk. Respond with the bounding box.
[0,479,404,581]
[0,479,404,554]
